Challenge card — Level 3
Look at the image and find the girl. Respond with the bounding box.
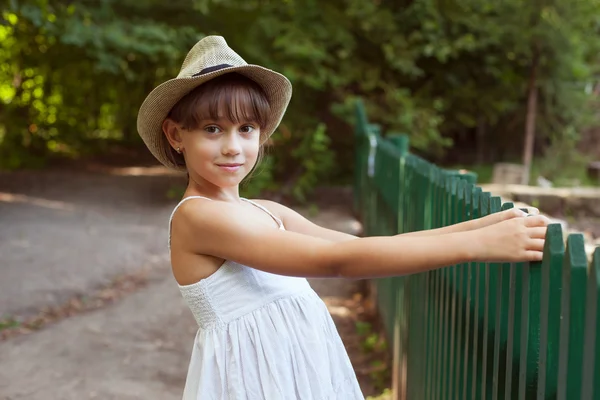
[137,36,548,400]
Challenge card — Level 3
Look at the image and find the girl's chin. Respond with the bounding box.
[212,176,247,187]
[186,173,246,189]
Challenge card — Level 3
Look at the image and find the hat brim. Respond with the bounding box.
[137,65,292,171]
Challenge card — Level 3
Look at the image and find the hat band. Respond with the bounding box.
[192,64,233,77]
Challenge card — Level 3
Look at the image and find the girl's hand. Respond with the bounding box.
[476,206,540,229]
[470,214,550,263]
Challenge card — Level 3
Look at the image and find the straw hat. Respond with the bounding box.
[137,35,292,171]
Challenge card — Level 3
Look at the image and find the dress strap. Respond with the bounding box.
[168,196,212,248]
[241,198,284,229]
[169,196,284,249]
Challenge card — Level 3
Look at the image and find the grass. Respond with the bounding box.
[366,388,392,399]
[0,316,20,331]
[355,320,391,394]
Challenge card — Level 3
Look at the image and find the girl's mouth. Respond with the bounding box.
[217,163,243,172]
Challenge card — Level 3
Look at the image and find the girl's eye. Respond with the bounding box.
[204,126,221,134]
[240,125,256,134]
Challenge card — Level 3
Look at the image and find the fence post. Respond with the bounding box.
[388,134,409,235]
[353,99,369,218]
[388,134,409,154]
[387,133,409,400]
[365,123,381,237]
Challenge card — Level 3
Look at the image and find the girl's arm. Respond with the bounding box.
[173,199,547,280]
[398,207,535,237]
[260,200,534,242]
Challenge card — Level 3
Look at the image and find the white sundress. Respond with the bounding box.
[169,196,365,400]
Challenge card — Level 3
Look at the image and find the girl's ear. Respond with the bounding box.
[162,118,183,151]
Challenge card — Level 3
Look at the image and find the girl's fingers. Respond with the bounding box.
[523,207,540,215]
[527,238,545,252]
[507,208,528,218]
[528,227,548,239]
[525,250,544,261]
[501,207,541,221]
[524,215,551,227]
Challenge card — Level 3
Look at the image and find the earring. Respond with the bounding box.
[176,147,181,154]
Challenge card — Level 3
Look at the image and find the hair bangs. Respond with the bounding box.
[170,73,271,133]
[204,84,269,128]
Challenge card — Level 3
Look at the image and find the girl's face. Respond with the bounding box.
[180,118,261,189]
[163,73,270,194]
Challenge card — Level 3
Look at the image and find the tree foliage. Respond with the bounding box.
[1,0,599,188]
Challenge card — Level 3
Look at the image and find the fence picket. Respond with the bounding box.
[593,249,600,399]
[502,202,518,400]
[453,179,467,400]
[556,235,586,399]
[566,235,588,399]
[581,248,600,400]
[481,196,500,399]
[536,223,565,399]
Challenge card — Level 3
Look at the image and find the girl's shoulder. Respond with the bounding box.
[170,196,335,278]
[173,197,282,220]
[244,198,285,216]
[172,196,283,237]
[245,198,298,219]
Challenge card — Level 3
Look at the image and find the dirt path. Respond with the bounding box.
[0,167,387,399]
[0,168,182,318]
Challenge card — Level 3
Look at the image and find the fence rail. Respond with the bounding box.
[353,99,600,400]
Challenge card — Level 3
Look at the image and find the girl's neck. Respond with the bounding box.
[184,177,241,203]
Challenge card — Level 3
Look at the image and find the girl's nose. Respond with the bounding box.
[221,133,242,155]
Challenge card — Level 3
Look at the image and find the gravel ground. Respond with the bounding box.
[0,168,183,317]
[0,167,383,399]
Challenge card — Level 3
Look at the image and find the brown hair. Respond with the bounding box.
[163,73,271,169]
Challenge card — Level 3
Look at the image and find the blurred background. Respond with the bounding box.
[2,0,600,195]
[1,1,600,398]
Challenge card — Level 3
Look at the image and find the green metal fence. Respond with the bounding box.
[353,99,600,400]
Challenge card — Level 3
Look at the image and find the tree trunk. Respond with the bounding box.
[521,47,539,185]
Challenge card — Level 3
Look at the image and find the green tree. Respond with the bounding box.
[2,0,599,190]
